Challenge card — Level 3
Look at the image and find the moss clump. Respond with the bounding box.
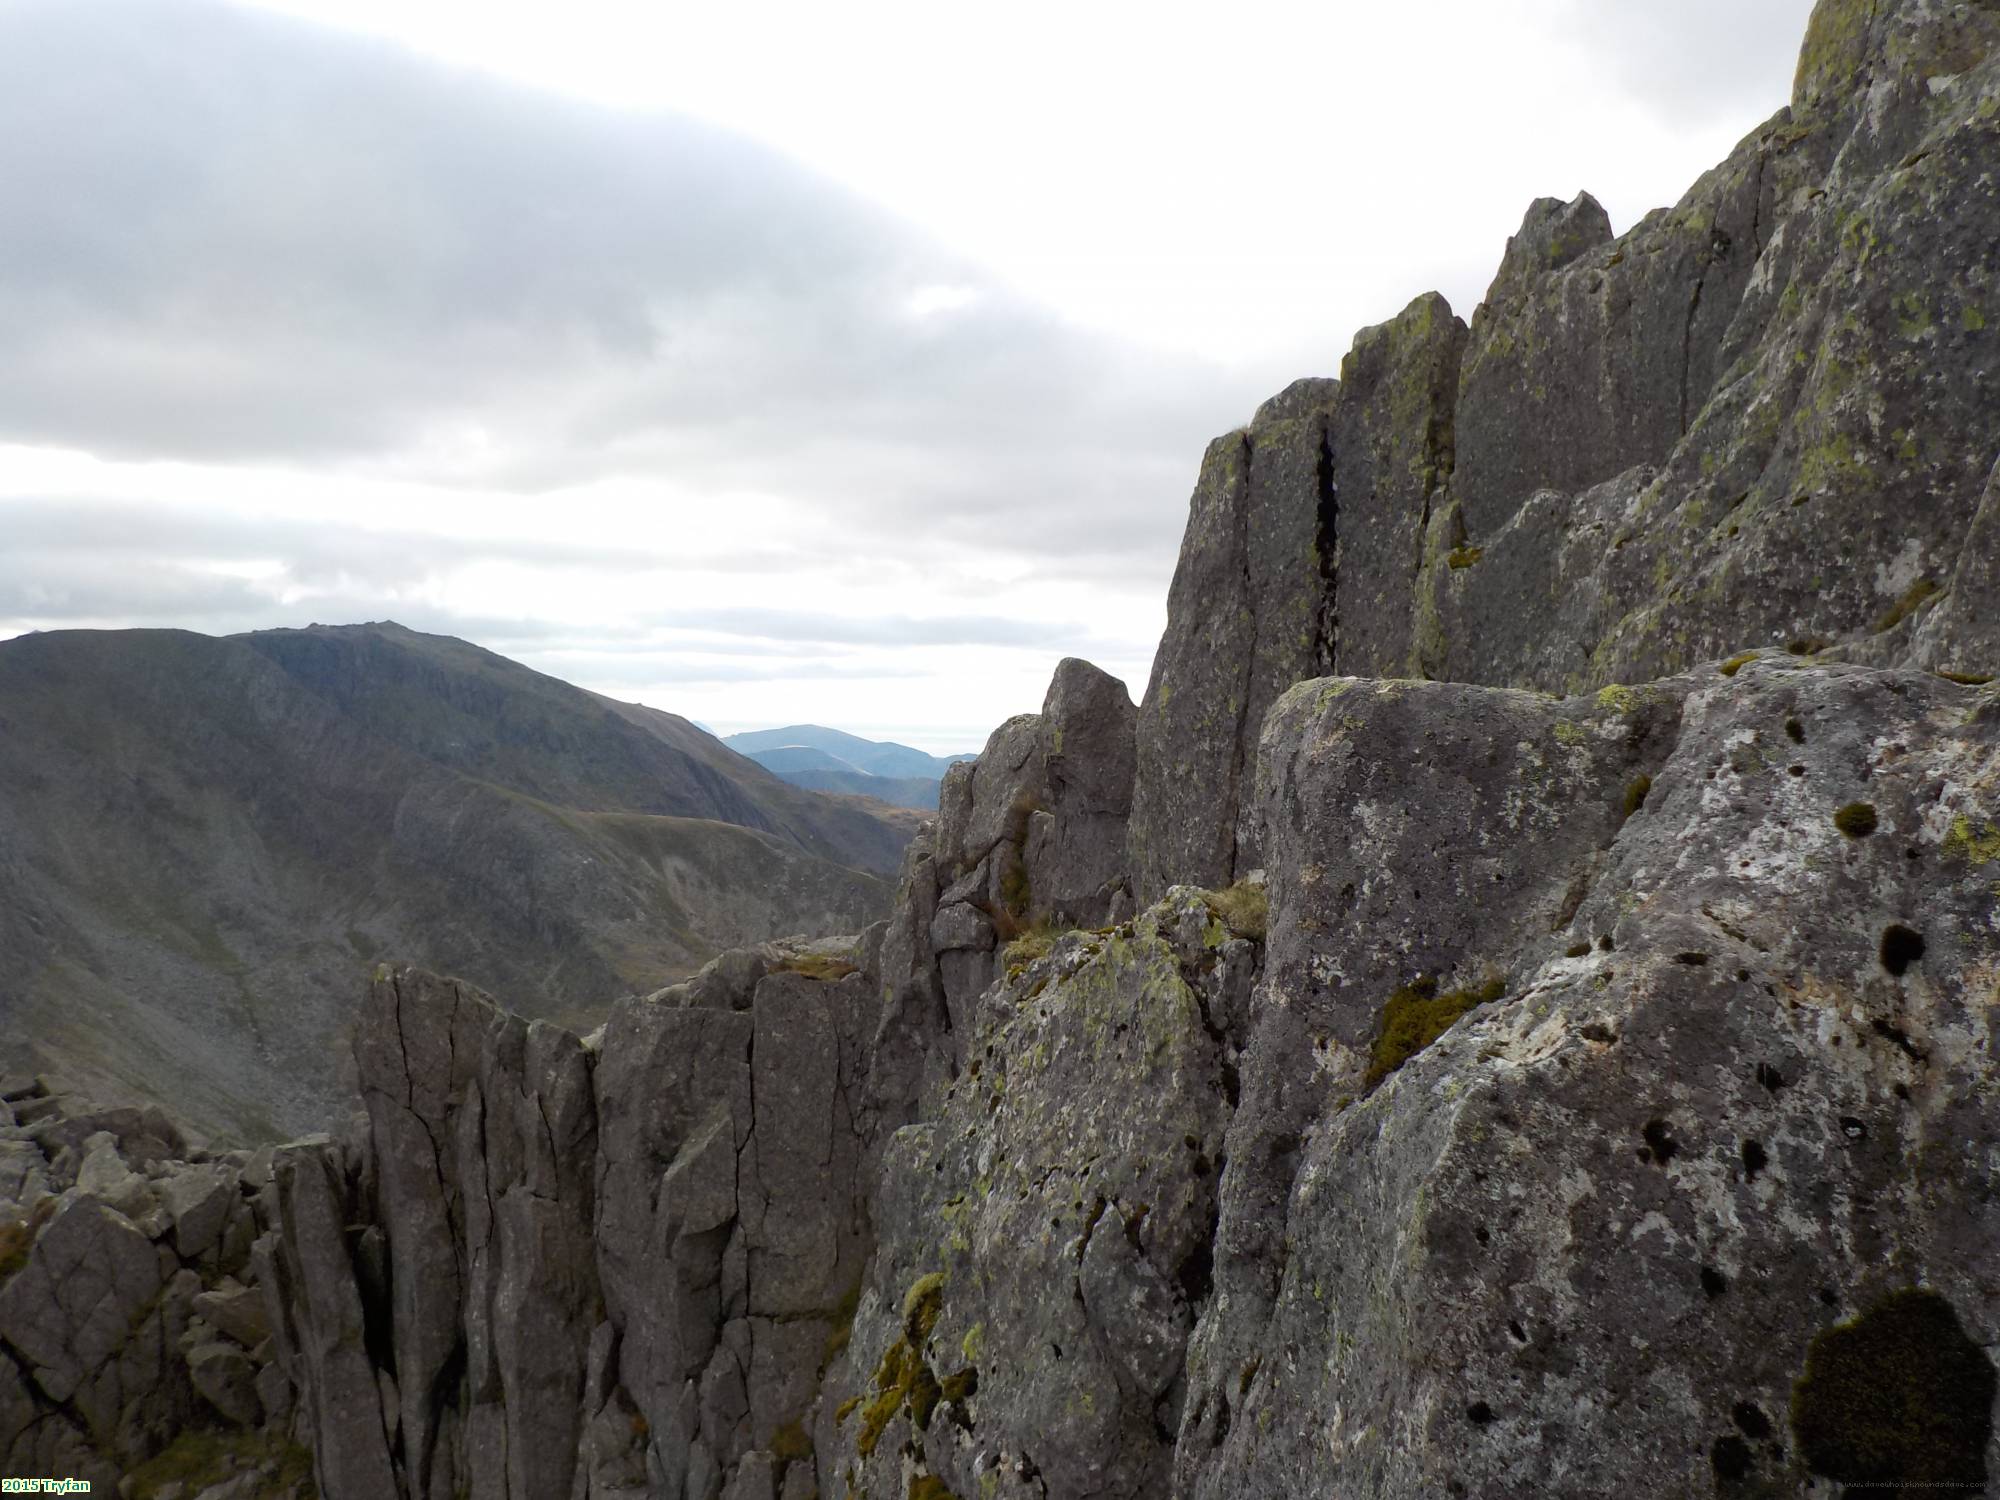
[1874,578,1940,634]
[771,1417,814,1462]
[126,1430,314,1500]
[773,952,859,982]
[834,1395,861,1423]
[1791,1287,1995,1493]
[1719,651,1760,676]
[939,1367,978,1404]
[1621,774,1653,819]
[1834,802,1879,838]
[1203,880,1268,941]
[856,1274,951,1458]
[1365,973,1506,1089]
[902,1273,946,1342]
[908,1478,961,1500]
[1446,545,1485,570]
[1001,921,1058,968]
[1936,669,1995,685]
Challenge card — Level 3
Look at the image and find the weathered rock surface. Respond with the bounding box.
[11,4,2000,1498]
[0,1080,311,1495]
[1130,0,2000,896]
[1174,660,2000,1497]
[818,889,1258,1500]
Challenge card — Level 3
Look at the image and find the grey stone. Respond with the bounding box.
[192,1280,270,1350]
[159,1163,236,1260]
[187,1339,261,1427]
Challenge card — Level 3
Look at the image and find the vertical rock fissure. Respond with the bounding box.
[1314,428,1340,673]
[1679,267,1710,437]
[1225,430,1256,881]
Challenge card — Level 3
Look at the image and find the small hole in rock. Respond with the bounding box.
[1840,1116,1867,1141]
[1642,1119,1679,1164]
[1711,1434,1754,1480]
[1879,924,1925,976]
[1742,1140,1768,1178]
[1756,1063,1786,1092]
[1701,1266,1729,1298]
[1732,1402,1773,1440]
[1466,1401,1495,1425]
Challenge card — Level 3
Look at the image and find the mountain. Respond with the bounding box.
[751,767,945,811]
[725,724,976,810]
[0,622,910,1140]
[723,724,974,780]
[5,5,2000,1499]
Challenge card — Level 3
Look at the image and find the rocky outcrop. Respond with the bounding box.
[925,659,1138,1043]
[1171,659,2000,1497]
[9,4,1999,1497]
[0,1079,310,1497]
[1130,0,2000,898]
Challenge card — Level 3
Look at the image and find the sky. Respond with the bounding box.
[0,0,1819,753]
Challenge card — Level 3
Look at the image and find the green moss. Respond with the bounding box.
[939,1367,979,1404]
[1719,651,1760,677]
[1790,1288,1995,1491]
[908,1478,961,1500]
[835,1395,861,1423]
[1621,774,1654,819]
[1001,921,1059,968]
[1595,684,1641,714]
[771,1418,814,1462]
[1936,669,1994,686]
[902,1272,947,1342]
[773,952,860,983]
[1834,802,1879,838]
[959,1322,985,1363]
[1202,880,1268,941]
[1874,578,1940,634]
[126,1430,315,1500]
[1942,817,2000,865]
[857,1273,951,1458]
[1446,545,1484,570]
[1365,974,1507,1089]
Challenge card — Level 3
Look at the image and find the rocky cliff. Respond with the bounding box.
[3,1,1998,1496]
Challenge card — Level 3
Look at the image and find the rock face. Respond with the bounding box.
[0,1079,311,1497]
[9,3,2000,1497]
[1130,0,2000,898]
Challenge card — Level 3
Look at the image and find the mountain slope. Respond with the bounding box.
[0,623,904,1139]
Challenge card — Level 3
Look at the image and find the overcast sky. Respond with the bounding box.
[0,0,1818,752]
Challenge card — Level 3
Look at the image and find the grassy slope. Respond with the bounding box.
[0,625,901,1140]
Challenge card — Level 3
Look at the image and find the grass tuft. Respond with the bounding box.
[1203,880,1269,941]
[1366,973,1506,1089]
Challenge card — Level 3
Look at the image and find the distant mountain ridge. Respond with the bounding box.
[723,723,974,809]
[0,622,913,1139]
[723,724,974,779]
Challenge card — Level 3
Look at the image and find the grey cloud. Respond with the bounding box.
[0,0,1243,578]
[1556,0,1818,121]
[0,498,1145,659]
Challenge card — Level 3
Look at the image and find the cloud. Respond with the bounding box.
[0,0,1239,579]
[1553,1,1817,123]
